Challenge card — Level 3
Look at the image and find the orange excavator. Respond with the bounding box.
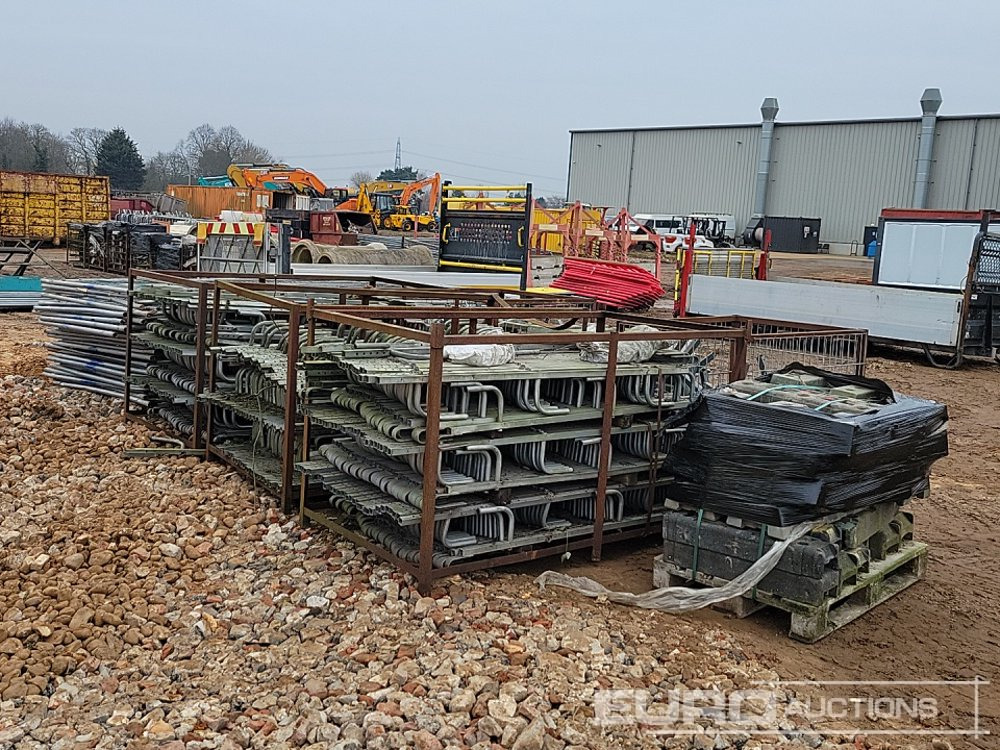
[226,163,348,200]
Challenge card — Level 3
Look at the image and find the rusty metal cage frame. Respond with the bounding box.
[122,270,869,592]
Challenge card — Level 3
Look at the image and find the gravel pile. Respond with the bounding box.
[0,373,873,750]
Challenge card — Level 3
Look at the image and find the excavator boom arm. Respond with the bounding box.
[397,173,441,212]
[226,163,328,195]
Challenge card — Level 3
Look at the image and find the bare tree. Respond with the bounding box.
[233,138,272,165]
[66,127,107,175]
[184,123,218,168]
[214,125,245,155]
[143,143,192,191]
[350,170,373,188]
[184,123,274,178]
[0,118,28,169]
[0,119,71,173]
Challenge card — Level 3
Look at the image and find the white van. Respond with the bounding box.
[629,214,686,234]
[627,214,715,253]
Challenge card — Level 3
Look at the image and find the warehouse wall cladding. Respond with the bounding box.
[566,89,1000,249]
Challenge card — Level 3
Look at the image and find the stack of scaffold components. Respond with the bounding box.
[201,318,304,492]
[130,283,288,442]
[298,320,710,567]
[655,365,948,641]
[38,279,153,402]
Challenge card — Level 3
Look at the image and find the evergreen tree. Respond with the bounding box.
[96,127,145,190]
[377,165,419,181]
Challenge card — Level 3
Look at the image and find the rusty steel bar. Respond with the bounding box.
[191,284,209,450]
[302,508,422,578]
[307,307,601,321]
[417,322,446,594]
[214,280,300,310]
[309,308,434,343]
[281,306,303,510]
[729,327,750,381]
[430,525,660,577]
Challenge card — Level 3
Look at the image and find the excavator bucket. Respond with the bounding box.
[334,210,377,233]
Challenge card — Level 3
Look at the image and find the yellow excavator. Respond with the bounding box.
[336,180,411,211]
[338,173,441,232]
[378,173,441,231]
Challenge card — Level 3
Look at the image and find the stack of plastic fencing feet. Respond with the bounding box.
[552,257,664,310]
[655,364,947,641]
[38,279,153,403]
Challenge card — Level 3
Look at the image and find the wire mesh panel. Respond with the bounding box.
[974,233,1000,290]
[674,317,867,385]
[695,339,734,387]
[747,323,868,378]
[199,235,270,274]
[692,249,757,278]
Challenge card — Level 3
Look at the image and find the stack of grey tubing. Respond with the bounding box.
[38,279,152,403]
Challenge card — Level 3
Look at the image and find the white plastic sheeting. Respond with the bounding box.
[444,326,516,367]
[536,514,845,613]
[578,325,667,364]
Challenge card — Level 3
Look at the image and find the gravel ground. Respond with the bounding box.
[0,381,883,749]
[0,311,947,750]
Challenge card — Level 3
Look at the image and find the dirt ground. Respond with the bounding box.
[0,312,49,377]
[3,253,996,746]
[6,247,113,280]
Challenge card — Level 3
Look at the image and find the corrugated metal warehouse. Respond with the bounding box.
[566,90,1000,248]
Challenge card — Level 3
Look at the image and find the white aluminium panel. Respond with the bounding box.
[877,220,1000,290]
[688,275,963,347]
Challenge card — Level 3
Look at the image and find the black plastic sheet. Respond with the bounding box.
[665,364,948,525]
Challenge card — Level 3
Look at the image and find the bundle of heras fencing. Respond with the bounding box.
[665,364,948,525]
[38,279,153,403]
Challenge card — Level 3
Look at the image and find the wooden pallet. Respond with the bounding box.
[653,540,927,643]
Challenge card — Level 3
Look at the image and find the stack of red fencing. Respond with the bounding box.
[551,257,665,310]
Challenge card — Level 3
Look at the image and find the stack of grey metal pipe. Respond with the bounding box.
[38,279,153,403]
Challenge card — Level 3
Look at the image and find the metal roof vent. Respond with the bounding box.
[913,88,942,207]
[920,88,943,116]
[761,97,780,122]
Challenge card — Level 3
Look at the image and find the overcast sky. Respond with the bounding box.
[5,0,998,196]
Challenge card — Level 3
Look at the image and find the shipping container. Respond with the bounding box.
[0,170,110,245]
[166,185,272,219]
